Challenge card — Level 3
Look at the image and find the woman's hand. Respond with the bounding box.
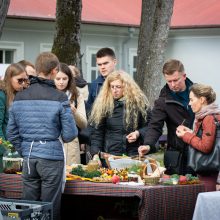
[126,130,140,143]
[176,125,192,137]
[70,103,77,113]
[138,145,150,157]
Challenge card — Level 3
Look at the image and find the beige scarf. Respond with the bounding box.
[194,103,220,126]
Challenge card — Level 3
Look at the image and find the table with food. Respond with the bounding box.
[0,153,205,220]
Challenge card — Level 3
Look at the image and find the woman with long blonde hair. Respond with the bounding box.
[89,70,151,161]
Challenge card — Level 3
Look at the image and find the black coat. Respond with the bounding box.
[144,78,194,151]
[90,100,150,156]
[144,78,195,175]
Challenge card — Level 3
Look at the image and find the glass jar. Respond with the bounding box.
[3,150,23,174]
[128,171,139,182]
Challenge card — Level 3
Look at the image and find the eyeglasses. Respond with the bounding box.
[17,78,29,85]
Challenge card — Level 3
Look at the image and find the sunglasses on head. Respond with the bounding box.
[17,78,29,85]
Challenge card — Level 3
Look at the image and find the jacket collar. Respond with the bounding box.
[30,76,56,88]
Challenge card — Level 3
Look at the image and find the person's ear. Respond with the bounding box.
[182,73,186,80]
[200,96,207,105]
[113,58,117,65]
[50,68,58,80]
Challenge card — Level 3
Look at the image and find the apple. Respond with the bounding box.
[179,175,187,183]
[112,175,120,184]
[162,174,170,179]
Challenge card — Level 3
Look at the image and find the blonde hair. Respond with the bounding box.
[89,70,150,130]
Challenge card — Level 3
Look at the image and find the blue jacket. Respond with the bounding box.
[6,77,78,160]
[86,75,105,113]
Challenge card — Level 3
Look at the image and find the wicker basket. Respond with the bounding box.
[143,163,160,185]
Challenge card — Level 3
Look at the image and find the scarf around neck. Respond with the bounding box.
[194,103,220,125]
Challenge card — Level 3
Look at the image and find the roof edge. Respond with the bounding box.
[6,15,220,29]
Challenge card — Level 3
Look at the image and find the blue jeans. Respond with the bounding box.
[22,158,64,220]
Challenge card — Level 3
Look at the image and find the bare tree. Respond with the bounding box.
[0,0,10,39]
[135,0,174,106]
[52,0,82,67]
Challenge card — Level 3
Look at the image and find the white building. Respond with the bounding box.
[1,0,220,102]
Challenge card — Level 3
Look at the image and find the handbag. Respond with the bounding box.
[164,150,183,175]
[187,115,220,173]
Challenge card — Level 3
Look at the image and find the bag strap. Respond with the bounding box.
[196,114,220,138]
[213,114,220,129]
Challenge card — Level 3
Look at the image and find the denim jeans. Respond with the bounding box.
[22,158,64,220]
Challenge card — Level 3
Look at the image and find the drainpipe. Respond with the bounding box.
[121,27,136,71]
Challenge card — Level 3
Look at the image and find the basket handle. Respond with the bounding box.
[143,162,160,177]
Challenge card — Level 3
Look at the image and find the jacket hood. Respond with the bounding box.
[75,76,87,88]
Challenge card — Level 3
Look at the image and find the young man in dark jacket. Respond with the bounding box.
[138,59,195,175]
[7,52,78,220]
[86,47,117,113]
[82,48,117,146]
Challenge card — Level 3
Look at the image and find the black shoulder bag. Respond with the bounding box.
[187,115,220,173]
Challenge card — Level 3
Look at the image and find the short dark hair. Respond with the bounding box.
[96,48,116,59]
[163,59,184,75]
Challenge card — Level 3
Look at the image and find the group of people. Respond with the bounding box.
[0,47,220,220]
[86,48,220,193]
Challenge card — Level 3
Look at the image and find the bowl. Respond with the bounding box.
[108,157,142,169]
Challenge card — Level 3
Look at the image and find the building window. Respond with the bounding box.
[0,41,24,63]
[128,48,137,77]
[0,50,14,64]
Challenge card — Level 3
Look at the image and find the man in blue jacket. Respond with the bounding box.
[86,47,117,113]
[7,52,78,220]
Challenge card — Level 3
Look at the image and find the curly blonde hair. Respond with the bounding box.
[89,70,150,130]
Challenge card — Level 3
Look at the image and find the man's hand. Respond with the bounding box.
[138,145,150,157]
[126,130,140,143]
[92,154,102,167]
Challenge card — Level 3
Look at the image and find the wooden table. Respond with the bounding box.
[0,173,205,220]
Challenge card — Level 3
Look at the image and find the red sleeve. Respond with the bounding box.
[182,115,216,153]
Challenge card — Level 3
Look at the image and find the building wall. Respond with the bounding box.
[1,18,220,103]
[166,28,220,104]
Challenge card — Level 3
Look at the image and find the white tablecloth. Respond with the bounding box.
[193,191,220,220]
